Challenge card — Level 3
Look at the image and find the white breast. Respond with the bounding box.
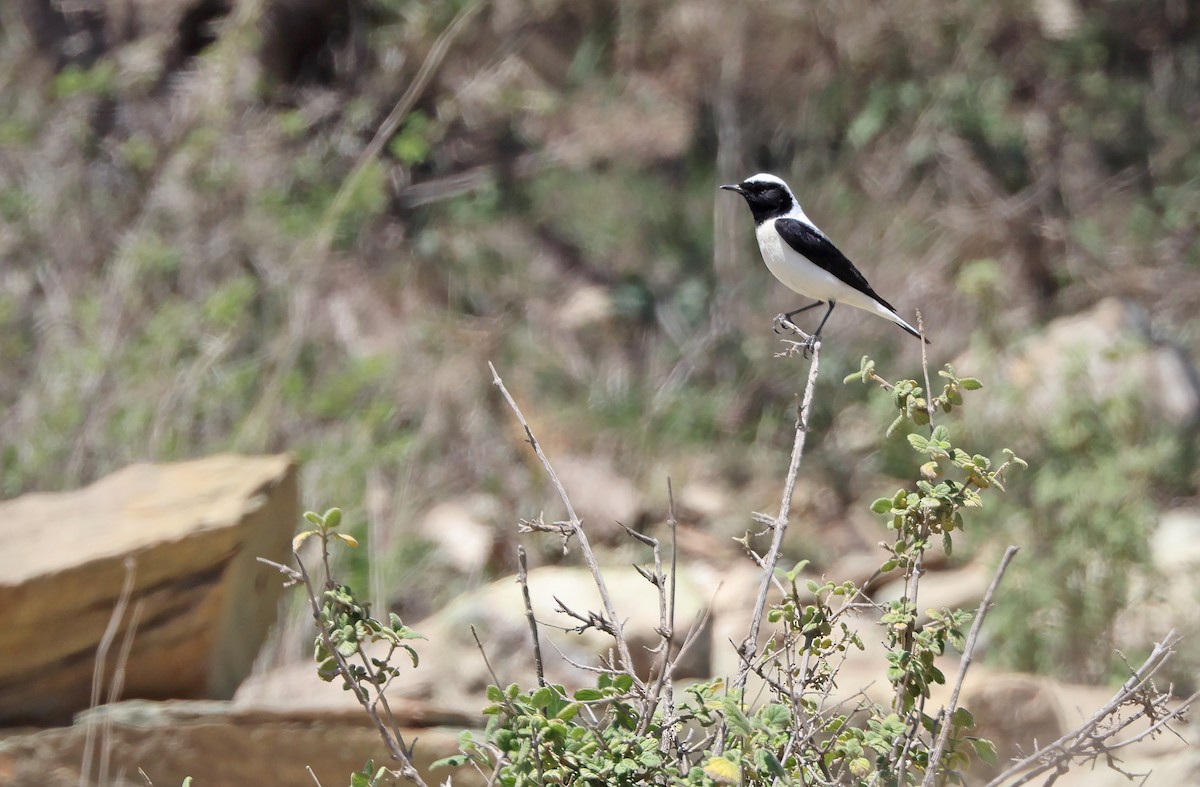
[754,223,845,302]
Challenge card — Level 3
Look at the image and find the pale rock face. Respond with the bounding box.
[1003,298,1200,427]
[551,455,647,541]
[415,496,499,576]
[0,454,297,724]
[0,698,470,787]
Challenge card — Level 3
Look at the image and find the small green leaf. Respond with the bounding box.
[871,497,893,514]
[952,707,976,729]
[531,686,555,709]
[640,750,664,768]
[486,685,504,702]
[303,511,322,526]
[323,507,342,528]
[970,737,998,765]
[755,748,787,778]
[757,703,791,729]
[574,687,602,701]
[723,698,754,737]
[960,377,983,390]
[431,754,472,769]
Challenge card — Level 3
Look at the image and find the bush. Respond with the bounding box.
[266,339,1190,786]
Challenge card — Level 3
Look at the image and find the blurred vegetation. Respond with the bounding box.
[1,0,1198,681]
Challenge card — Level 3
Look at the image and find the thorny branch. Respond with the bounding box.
[516,546,546,688]
[489,363,640,685]
[986,630,1197,787]
[734,322,821,695]
[921,545,1020,785]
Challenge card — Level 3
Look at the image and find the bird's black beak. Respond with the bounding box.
[719,184,744,194]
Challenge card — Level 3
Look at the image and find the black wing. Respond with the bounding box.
[774,218,897,312]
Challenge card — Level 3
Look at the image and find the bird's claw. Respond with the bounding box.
[772,313,790,335]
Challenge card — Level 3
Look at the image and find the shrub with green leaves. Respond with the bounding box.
[411,355,1022,786]
[277,351,1190,787]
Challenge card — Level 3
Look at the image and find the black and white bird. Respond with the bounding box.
[720,173,924,343]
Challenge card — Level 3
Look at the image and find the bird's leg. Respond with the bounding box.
[811,302,836,338]
[773,300,824,335]
[785,300,824,322]
[801,302,836,358]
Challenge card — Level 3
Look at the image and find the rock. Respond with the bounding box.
[1151,508,1200,571]
[1114,508,1200,694]
[949,669,1196,786]
[415,496,500,576]
[387,565,713,714]
[954,671,1067,783]
[552,456,646,540]
[1001,298,1200,427]
[555,284,615,330]
[0,454,297,724]
[678,476,734,521]
[0,699,479,787]
[1034,0,1083,39]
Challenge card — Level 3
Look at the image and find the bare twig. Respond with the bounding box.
[917,310,934,429]
[636,481,682,739]
[471,625,504,690]
[517,546,546,688]
[922,545,1020,785]
[985,630,1193,787]
[734,338,821,693]
[489,362,639,683]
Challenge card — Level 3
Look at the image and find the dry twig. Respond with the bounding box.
[517,546,546,688]
[734,328,821,693]
[922,545,1020,785]
[488,362,639,684]
[985,630,1196,786]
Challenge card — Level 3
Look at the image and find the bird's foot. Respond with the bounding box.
[773,317,821,359]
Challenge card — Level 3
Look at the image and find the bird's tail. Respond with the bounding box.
[890,312,930,344]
